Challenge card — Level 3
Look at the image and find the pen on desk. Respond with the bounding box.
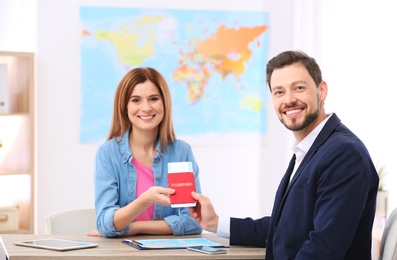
[122,239,142,246]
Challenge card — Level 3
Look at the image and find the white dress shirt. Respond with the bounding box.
[216,114,332,239]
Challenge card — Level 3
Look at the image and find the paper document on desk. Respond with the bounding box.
[122,237,227,250]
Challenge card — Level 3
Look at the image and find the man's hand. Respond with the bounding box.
[189,191,219,233]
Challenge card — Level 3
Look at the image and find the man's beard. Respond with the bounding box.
[280,106,320,131]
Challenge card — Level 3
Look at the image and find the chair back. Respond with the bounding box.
[379,208,397,260]
[45,208,96,235]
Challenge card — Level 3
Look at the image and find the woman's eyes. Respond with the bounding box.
[130,97,160,103]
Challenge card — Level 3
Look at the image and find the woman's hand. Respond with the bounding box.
[140,186,175,206]
[86,229,102,237]
[113,186,175,232]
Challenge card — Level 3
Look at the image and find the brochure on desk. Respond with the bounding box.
[122,237,228,250]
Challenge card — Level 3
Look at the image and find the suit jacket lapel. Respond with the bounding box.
[273,154,296,219]
[285,113,341,191]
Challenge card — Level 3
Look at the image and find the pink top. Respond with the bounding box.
[132,157,155,221]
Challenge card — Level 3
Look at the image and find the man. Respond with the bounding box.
[190,50,379,259]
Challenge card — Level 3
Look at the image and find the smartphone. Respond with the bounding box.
[187,246,227,254]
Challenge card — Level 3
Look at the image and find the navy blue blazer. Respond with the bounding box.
[230,114,379,260]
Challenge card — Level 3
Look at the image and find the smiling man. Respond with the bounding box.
[189,50,379,260]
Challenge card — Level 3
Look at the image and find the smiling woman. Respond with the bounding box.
[90,67,203,238]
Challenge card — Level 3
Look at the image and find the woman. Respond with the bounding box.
[90,67,202,238]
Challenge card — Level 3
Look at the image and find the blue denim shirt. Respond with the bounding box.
[94,131,202,237]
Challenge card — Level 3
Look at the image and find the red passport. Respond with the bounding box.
[167,162,197,208]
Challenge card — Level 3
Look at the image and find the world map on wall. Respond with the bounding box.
[80,7,269,144]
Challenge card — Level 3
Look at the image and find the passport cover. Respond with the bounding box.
[167,162,197,208]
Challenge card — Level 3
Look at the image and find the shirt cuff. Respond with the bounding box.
[216,216,230,239]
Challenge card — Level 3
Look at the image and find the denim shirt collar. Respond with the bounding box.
[118,130,162,164]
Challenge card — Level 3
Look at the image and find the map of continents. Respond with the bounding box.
[80,7,269,144]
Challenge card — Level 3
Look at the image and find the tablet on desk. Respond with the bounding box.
[14,238,98,251]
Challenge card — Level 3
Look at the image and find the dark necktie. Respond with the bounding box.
[272,154,296,214]
[281,154,296,193]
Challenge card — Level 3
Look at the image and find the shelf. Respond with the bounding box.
[0,51,34,234]
[0,115,31,174]
[0,170,32,176]
[0,113,30,116]
[0,52,33,114]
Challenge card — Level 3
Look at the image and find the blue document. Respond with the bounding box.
[122,237,227,250]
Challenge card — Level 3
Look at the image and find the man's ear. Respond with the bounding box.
[319,81,328,101]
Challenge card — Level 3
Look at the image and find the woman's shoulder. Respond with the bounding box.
[97,136,124,152]
[171,139,191,148]
[164,139,193,154]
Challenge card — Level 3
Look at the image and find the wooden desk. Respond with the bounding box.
[1,233,265,259]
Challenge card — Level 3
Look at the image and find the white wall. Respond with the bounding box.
[3,0,395,236]
[320,0,397,217]
[0,0,36,52]
[33,0,294,234]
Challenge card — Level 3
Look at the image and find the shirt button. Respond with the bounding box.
[156,177,161,182]
[155,214,160,219]
[123,155,127,160]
